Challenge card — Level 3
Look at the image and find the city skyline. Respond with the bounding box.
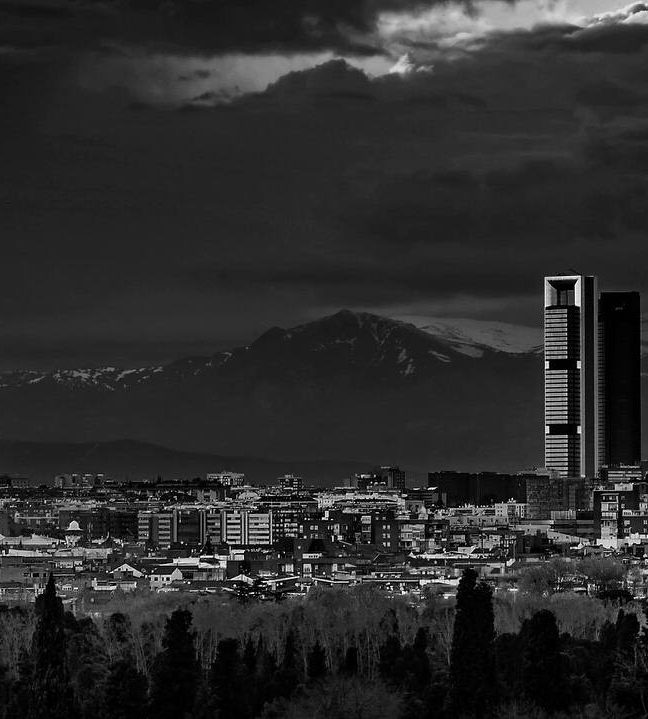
[5,3,648,719]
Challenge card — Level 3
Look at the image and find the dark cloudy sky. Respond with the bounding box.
[2,0,648,370]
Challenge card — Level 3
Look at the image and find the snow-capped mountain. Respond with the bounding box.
[0,310,545,472]
[394,316,543,357]
[0,366,165,391]
[0,310,527,391]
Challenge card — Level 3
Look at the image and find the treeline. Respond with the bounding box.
[0,572,647,718]
[518,556,630,596]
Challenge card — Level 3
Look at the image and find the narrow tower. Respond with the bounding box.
[544,274,600,477]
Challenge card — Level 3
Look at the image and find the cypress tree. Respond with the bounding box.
[378,634,403,685]
[201,536,214,555]
[149,608,200,719]
[29,574,77,719]
[275,629,299,698]
[448,568,497,718]
[521,609,565,712]
[103,655,148,719]
[609,610,641,712]
[378,609,404,687]
[67,616,110,719]
[341,646,359,676]
[7,650,33,719]
[0,664,8,719]
[494,633,523,702]
[406,628,430,693]
[243,636,258,676]
[211,637,250,719]
[256,641,280,711]
[615,610,639,658]
[307,641,327,681]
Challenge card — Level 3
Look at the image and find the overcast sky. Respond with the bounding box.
[2,0,648,369]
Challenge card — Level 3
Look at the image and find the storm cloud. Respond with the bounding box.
[0,0,513,55]
[3,0,648,369]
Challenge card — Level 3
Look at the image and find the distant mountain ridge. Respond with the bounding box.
[0,438,372,486]
[0,310,533,391]
[0,310,548,473]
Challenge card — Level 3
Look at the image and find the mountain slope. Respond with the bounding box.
[408,317,543,357]
[0,310,545,473]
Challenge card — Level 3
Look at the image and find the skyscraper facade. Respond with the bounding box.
[600,292,641,466]
[544,274,600,478]
[544,275,641,477]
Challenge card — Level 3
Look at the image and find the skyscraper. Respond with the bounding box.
[544,274,600,477]
[544,275,641,477]
[600,292,641,466]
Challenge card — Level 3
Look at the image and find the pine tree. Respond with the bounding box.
[521,609,565,712]
[448,568,497,718]
[149,608,200,719]
[28,574,77,719]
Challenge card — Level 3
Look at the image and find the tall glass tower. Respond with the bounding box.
[600,291,641,466]
[544,274,600,477]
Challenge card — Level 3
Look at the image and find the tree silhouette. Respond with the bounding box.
[341,646,358,676]
[307,641,327,680]
[149,608,200,719]
[404,628,430,694]
[608,609,641,712]
[448,568,497,717]
[211,637,251,719]
[7,650,33,718]
[378,609,404,687]
[201,536,214,555]
[28,574,77,719]
[521,609,566,712]
[274,629,300,699]
[256,640,280,712]
[103,655,148,719]
[615,609,640,658]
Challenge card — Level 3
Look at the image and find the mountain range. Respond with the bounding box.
[0,310,551,481]
[0,439,374,486]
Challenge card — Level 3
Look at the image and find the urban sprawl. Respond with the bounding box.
[0,273,645,609]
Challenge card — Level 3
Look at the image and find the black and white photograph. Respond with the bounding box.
[2,0,648,717]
